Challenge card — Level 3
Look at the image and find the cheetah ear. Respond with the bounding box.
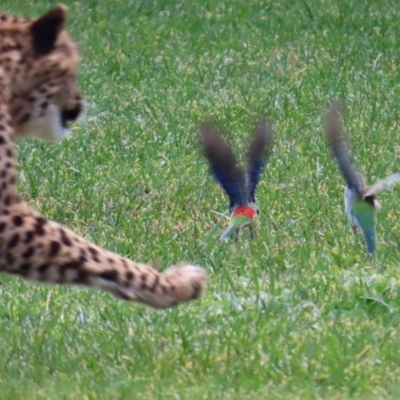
[30,5,67,57]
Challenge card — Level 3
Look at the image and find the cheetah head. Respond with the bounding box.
[0,5,83,141]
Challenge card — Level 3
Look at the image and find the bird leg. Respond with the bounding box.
[249,227,255,240]
[234,228,240,243]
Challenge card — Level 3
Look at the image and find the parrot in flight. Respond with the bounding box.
[200,120,273,241]
[325,102,400,254]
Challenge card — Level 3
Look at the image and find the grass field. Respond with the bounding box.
[2,0,400,398]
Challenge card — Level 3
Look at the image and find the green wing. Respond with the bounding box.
[353,199,376,253]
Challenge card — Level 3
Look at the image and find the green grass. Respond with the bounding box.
[2,0,400,398]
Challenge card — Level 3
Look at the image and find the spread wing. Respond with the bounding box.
[200,122,248,209]
[325,102,366,195]
[365,172,400,197]
[245,119,273,203]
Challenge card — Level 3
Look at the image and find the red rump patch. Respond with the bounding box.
[232,206,257,219]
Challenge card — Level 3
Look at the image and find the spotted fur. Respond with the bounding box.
[0,5,206,308]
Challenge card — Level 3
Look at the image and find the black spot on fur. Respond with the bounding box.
[36,217,47,226]
[149,275,159,293]
[78,248,87,264]
[34,223,46,236]
[99,270,118,281]
[49,241,61,257]
[59,228,72,246]
[8,233,19,249]
[88,247,100,262]
[24,231,35,244]
[38,263,50,274]
[22,247,35,259]
[126,271,134,281]
[0,222,6,232]
[12,215,23,227]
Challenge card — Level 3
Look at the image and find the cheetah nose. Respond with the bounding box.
[61,105,82,127]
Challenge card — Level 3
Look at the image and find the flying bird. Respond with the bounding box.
[325,102,400,254]
[200,120,273,241]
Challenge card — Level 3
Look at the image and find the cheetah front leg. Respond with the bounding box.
[0,204,206,308]
[0,104,206,309]
[0,6,206,309]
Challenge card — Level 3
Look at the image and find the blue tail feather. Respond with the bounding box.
[362,228,376,254]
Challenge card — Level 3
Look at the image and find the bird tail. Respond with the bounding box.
[220,215,252,242]
[220,222,241,241]
[361,228,376,254]
[352,199,376,254]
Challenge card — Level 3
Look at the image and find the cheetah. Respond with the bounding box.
[0,5,206,308]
